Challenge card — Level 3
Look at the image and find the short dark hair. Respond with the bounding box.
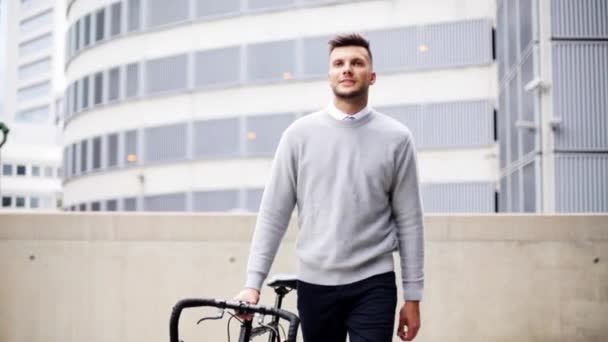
[328,33,373,63]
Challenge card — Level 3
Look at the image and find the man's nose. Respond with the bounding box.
[342,64,353,74]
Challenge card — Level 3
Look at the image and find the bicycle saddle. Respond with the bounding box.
[267,273,298,290]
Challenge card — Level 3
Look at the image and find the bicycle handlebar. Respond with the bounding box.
[169,298,300,342]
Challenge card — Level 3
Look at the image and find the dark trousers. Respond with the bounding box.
[297,272,397,342]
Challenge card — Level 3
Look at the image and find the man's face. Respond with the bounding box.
[328,46,376,100]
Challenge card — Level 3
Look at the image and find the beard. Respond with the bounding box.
[331,83,369,100]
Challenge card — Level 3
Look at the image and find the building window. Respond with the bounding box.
[2,164,13,176]
[44,166,53,177]
[75,20,81,51]
[31,166,41,177]
[106,199,118,211]
[20,9,53,34]
[16,197,26,208]
[79,203,87,211]
[94,72,104,104]
[83,14,91,47]
[82,77,90,110]
[16,106,50,123]
[107,133,119,167]
[2,196,12,207]
[95,8,106,42]
[110,2,122,36]
[246,40,296,82]
[91,202,101,211]
[127,0,141,32]
[145,54,188,94]
[126,63,139,97]
[92,137,102,170]
[19,33,52,57]
[30,197,40,208]
[108,67,120,101]
[125,130,138,165]
[18,57,51,80]
[80,140,88,173]
[144,123,187,163]
[16,165,27,176]
[17,81,50,101]
[147,0,188,28]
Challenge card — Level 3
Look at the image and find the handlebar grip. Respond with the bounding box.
[169,298,300,342]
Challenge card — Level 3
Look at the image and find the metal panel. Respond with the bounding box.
[553,42,608,151]
[302,35,331,78]
[420,19,493,69]
[145,54,188,94]
[126,62,139,97]
[245,189,264,212]
[127,0,141,32]
[144,123,188,163]
[147,0,189,28]
[125,130,138,166]
[92,137,102,170]
[194,118,240,158]
[245,113,295,155]
[376,105,421,142]
[196,0,240,18]
[555,153,608,212]
[193,190,239,212]
[422,101,494,148]
[19,33,52,56]
[421,182,495,213]
[144,193,187,212]
[108,67,120,101]
[110,2,122,37]
[94,72,104,105]
[248,0,294,11]
[195,46,240,87]
[95,8,105,42]
[552,0,608,39]
[18,57,51,80]
[522,159,536,212]
[107,133,119,167]
[246,40,296,82]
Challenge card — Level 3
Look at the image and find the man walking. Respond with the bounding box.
[236,33,424,342]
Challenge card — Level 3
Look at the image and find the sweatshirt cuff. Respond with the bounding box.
[402,280,424,301]
[245,272,265,291]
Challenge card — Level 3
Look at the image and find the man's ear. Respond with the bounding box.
[370,72,377,85]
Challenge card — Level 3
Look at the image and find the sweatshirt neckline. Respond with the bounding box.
[321,109,376,128]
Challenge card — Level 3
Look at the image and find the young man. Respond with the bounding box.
[235,33,424,342]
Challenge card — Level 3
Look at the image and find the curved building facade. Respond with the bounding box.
[62,0,498,212]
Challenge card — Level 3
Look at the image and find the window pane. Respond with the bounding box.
[16,197,26,208]
[248,0,294,11]
[108,67,120,101]
[196,0,240,18]
[19,33,52,57]
[75,20,81,51]
[195,46,240,87]
[82,77,89,110]
[125,130,138,165]
[94,72,104,104]
[16,106,49,123]
[123,197,137,211]
[144,123,187,162]
[92,137,102,170]
[80,140,88,173]
[108,133,119,167]
[145,54,188,94]
[83,15,91,47]
[244,113,295,155]
[247,40,295,82]
[193,190,239,212]
[194,118,240,157]
[2,196,12,207]
[126,63,139,97]
[20,9,53,33]
[17,81,50,101]
[127,0,141,32]
[147,0,188,28]
[110,2,122,36]
[91,202,101,211]
[32,166,41,176]
[30,197,40,208]
[16,165,27,176]
[79,203,87,211]
[71,143,77,175]
[95,9,105,42]
[2,164,13,175]
[18,57,51,80]
[106,199,118,211]
[144,193,187,212]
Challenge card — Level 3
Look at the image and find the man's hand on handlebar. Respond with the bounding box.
[233,288,260,320]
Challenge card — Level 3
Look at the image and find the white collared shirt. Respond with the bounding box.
[327,103,372,121]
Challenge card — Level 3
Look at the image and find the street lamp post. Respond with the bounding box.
[0,122,11,204]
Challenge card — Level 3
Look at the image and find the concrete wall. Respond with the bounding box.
[0,213,607,342]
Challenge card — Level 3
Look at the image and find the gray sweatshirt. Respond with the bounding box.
[245,109,424,300]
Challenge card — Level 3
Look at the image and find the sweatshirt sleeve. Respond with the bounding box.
[390,134,425,301]
[245,131,297,290]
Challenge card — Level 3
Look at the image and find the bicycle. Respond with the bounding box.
[170,274,299,342]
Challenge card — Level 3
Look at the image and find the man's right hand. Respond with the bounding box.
[233,288,260,320]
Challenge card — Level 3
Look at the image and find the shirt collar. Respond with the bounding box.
[327,102,372,121]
